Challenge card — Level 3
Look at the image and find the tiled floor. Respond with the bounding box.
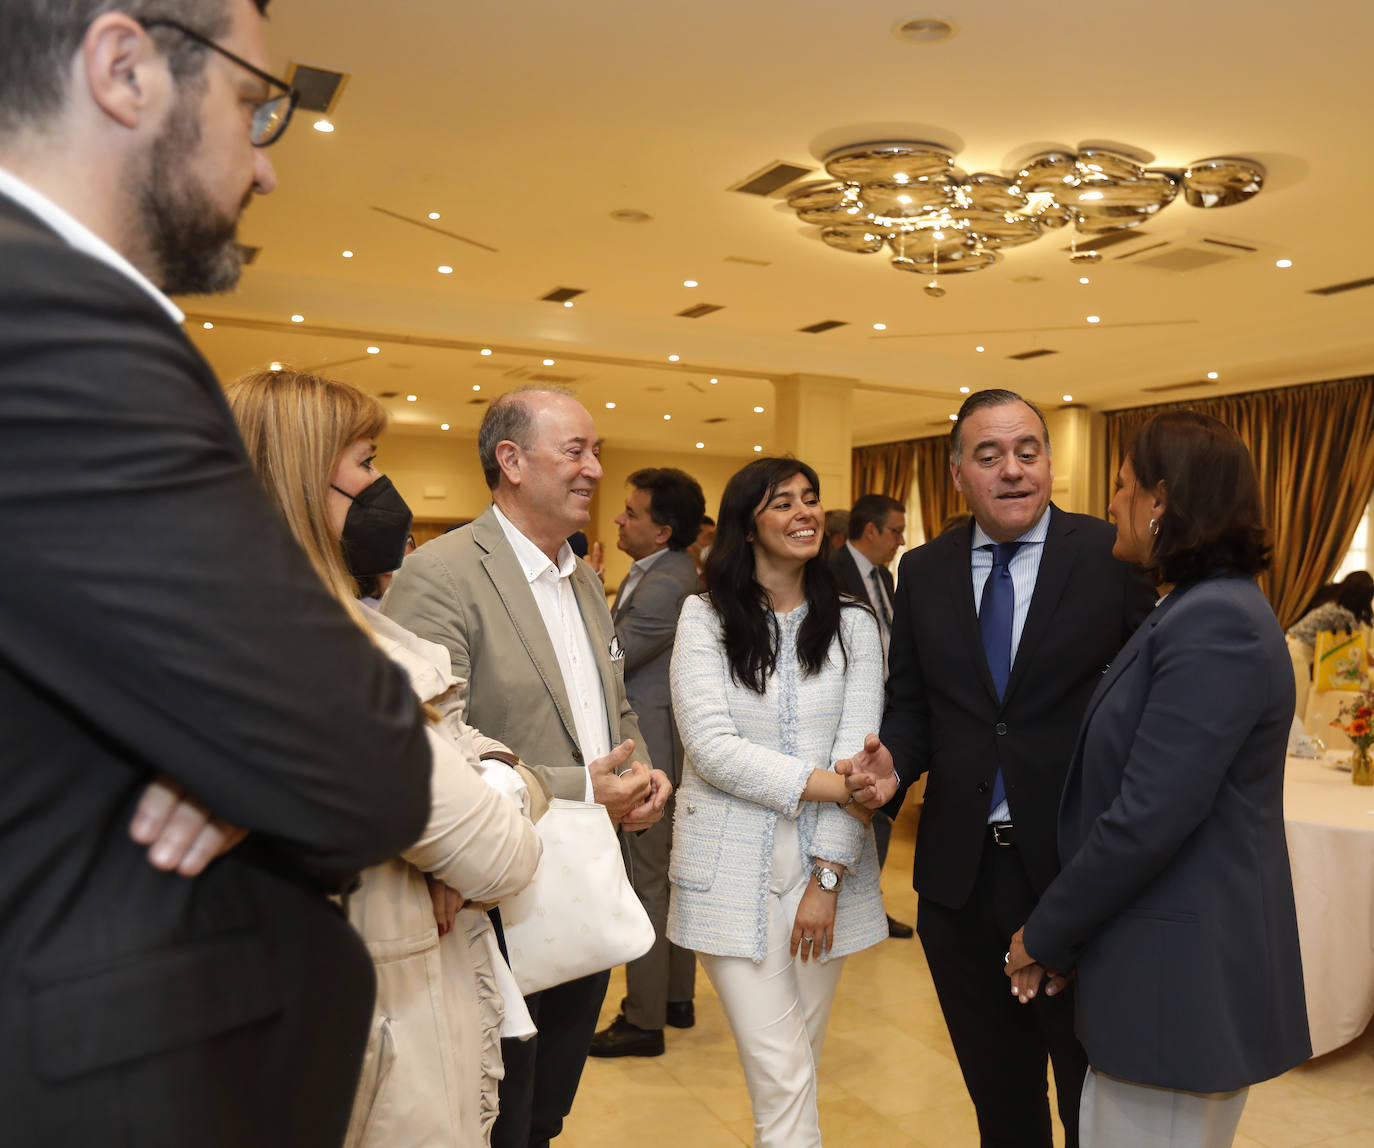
[561,803,1374,1147]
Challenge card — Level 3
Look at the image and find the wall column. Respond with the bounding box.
[1044,404,1107,517]
[770,373,856,507]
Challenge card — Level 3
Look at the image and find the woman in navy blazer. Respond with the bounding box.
[1007,411,1310,1147]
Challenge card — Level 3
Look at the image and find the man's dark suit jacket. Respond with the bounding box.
[0,195,431,1146]
[830,542,894,612]
[1024,574,1310,1092]
[882,506,1154,907]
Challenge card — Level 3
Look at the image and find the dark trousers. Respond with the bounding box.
[917,833,1087,1148]
[873,810,893,869]
[491,969,611,1148]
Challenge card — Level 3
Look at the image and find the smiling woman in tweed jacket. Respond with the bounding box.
[666,457,887,1148]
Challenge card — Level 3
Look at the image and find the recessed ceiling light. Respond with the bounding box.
[663,414,672,421]
[202,321,213,330]
[269,361,283,371]
[406,394,418,402]
[543,358,555,366]
[480,348,492,356]
[959,386,970,393]
[683,280,698,288]
[563,300,574,308]
[873,323,887,331]
[753,406,765,413]
[1086,315,1101,324]
[313,119,334,133]
[975,345,985,352]
[342,250,354,259]
[1275,258,1292,269]
[695,441,705,449]
[668,354,680,362]
[472,384,481,391]
[428,212,441,220]
[440,423,450,431]
[753,444,763,452]
[948,413,958,421]
[1207,371,1219,379]
[605,401,616,409]
[366,346,380,354]
[291,314,304,323]
[709,377,719,384]
[1078,276,1090,285]
[1062,394,1074,402]
[437,265,453,275]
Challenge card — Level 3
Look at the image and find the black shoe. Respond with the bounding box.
[887,914,914,939]
[588,1014,664,1058]
[665,1000,695,1029]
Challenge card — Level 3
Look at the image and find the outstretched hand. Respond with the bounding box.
[834,733,898,810]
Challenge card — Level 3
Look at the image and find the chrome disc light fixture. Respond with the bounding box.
[786,142,1264,286]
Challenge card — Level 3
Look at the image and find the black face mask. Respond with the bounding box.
[331,475,413,576]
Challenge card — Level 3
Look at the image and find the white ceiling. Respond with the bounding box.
[186,0,1374,455]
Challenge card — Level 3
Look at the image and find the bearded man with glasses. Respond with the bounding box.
[0,4,432,1145]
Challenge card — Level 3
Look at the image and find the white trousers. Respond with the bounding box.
[1080,1067,1249,1148]
[698,819,845,1148]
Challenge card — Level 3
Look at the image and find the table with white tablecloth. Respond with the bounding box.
[1284,755,1374,1057]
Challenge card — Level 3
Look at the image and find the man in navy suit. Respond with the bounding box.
[0,4,431,1143]
[844,390,1153,1147]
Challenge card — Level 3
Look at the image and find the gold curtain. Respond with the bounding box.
[852,439,917,504]
[912,434,966,542]
[1104,375,1374,627]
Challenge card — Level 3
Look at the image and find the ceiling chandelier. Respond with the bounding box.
[785,142,1264,291]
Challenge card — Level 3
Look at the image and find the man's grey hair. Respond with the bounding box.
[0,1,267,138]
[949,388,1052,463]
[477,385,577,490]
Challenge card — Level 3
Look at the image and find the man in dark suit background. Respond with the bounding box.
[829,492,913,938]
[0,3,432,1144]
[842,390,1152,1147]
[590,467,706,1058]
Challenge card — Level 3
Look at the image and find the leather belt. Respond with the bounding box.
[989,822,1016,847]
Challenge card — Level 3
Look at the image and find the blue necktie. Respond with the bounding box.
[980,541,1021,812]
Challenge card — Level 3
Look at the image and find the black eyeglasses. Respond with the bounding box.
[139,18,298,147]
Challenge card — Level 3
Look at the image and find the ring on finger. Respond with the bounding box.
[802,936,815,943]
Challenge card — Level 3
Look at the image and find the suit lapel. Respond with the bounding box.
[473,510,582,748]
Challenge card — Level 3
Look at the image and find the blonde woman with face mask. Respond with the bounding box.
[226,367,543,1148]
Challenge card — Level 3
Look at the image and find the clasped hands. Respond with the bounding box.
[1004,926,1073,1004]
[833,732,900,813]
[589,738,672,832]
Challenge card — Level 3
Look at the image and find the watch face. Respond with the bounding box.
[818,867,838,890]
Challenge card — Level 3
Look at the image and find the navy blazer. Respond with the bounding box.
[881,506,1154,908]
[829,543,894,608]
[1023,574,1310,1091]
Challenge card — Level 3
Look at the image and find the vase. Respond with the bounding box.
[1354,744,1374,787]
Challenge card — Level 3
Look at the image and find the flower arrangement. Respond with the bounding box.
[1331,687,1374,785]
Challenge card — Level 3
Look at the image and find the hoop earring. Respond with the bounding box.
[1148,518,1159,536]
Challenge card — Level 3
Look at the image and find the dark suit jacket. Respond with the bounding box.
[881,506,1154,908]
[0,195,431,1146]
[829,543,894,611]
[1023,574,1310,1091]
[613,547,701,785]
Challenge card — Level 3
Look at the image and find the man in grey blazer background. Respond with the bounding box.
[383,386,671,1148]
[590,467,706,1058]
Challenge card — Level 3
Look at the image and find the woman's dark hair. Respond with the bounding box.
[1127,410,1271,584]
[703,456,858,693]
[1335,570,1374,625]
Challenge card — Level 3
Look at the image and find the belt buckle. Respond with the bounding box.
[991,822,1015,847]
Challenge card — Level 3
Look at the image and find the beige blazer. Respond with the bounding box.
[383,504,651,798]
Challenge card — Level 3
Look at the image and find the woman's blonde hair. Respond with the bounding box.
[225,366,387,617]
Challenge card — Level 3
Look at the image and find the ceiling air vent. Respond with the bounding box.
[1008,348,1057,361]
[799,320,847,334]
[1140,378,1219,394]
[729,161,814,197]
[1062,229,1147,255]
[703,417,729,424]
[1133,247,1233,272]
[724,255,772,267]
[540,287,584,303]
[1308,276,1374,297]
[677,303,724,318]
[377,391,399,399]
[285,63,349,114]
[238,244,260,265]
[1118,233,1260,272]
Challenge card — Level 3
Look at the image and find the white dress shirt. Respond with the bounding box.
[492,505,610,801]
[0,166,185,325]
[969,510,1051,822]
[615,545,670,613]
[845,541,893,657]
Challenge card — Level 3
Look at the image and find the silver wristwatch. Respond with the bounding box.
[812,863,842,893]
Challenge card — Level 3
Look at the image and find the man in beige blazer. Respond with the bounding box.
[384,386,669,1148]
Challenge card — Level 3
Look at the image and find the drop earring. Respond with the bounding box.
[1148,518,1159,536]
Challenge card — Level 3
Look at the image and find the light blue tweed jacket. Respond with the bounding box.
[665,594,888,963]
